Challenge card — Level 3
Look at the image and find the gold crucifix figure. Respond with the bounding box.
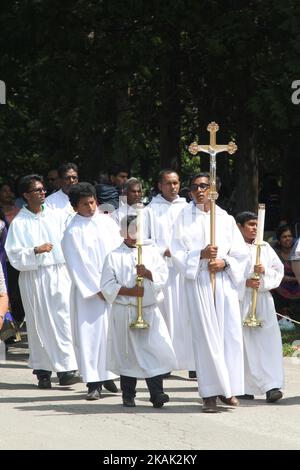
[188,122,237,297]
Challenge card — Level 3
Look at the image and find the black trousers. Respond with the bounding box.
[33,369,52,379]
[121,375,163,401]
[87,381,102,391]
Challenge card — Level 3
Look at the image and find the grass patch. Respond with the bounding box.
[281,325,300,356]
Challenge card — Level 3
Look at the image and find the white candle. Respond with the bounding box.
[136,206,144,245]
[256,203,265,244]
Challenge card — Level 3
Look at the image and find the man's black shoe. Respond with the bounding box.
[122,397,136,407]
[86,388,102,400]
[188,371,197,379]
[266,388,283,403]
[236,394,255,400]
[58,370,81,386]
[38,377,52,389]
[102,380,118,393]
[151,393,169,408]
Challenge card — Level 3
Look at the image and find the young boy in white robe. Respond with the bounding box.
[236,211,284,403]
[101,215,177,408]
[62,183,121,400]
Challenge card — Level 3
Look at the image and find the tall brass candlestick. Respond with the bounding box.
[129,207,149,329]
[243,204,265,328]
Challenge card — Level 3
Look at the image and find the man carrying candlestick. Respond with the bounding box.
[236,211,284,403]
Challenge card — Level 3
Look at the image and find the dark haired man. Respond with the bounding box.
[45,163,79,221]
[95,164,128,211]
[5,174,79,388]
[171,173,248,412]
[144,169,195,374]
[62,182,121,400]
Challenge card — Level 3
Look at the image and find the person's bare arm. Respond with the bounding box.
[0,293,9,330]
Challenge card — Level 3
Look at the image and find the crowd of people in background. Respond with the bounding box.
[0,162,300,412]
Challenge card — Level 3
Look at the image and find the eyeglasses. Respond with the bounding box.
[27,187,47,194]
[190,183,210,191]
[63,175,78,181]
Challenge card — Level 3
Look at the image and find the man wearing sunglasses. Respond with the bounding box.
[171,172,248,412]
[5,175,79,389]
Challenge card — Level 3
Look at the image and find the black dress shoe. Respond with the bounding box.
[86,388,102,400]
[102,380,118,393]
[58,370,81,386]
[151,393,169,408]
[236,394,255,400]
[202,397,218,413]
[123,397,136,407]
[38,377,52,389]
[266,388,283,403]
[218,395,239,406]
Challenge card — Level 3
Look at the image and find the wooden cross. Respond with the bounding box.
[188,122,237,298]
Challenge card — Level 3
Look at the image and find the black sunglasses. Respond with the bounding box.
[190,183,210,191]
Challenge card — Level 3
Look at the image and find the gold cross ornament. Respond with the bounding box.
[188,122,237,156]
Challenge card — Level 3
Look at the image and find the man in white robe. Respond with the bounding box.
[236,211,284,402]
[101,215,177,408]
[144,170,194,373]
[45,162,78,223]
[171,173,248,412]
[5,175,79,389]
[62,182,121,400]
[111,177,142,226]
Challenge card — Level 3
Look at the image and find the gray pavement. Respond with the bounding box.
[1,333,300,450]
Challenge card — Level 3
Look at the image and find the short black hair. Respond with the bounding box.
[18,175,44,197]
[68,182,96,208]
[276,224,294,241]
[158,169,179,184]
[58,162,78,178]
[108,164,128,177]
[189,172,210,187]
[235,211,258,225]
[120,215,137,233]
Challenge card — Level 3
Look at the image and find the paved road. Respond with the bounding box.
[1,334,300,450]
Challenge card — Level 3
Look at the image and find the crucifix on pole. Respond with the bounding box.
[188,121,237,297]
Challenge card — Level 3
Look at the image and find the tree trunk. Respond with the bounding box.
[234,129,258,214]
[281,136,300,226]
[159,49,181,170]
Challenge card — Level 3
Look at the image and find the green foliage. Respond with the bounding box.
[0,0,300,211]
[281,325,300,356]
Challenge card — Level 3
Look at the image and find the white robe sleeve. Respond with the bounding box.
[100,254,123,304]
[62,230,102,299]
[223,218,249,287]
[5,220,38,271]
[260,244,284,291]
[170,214,203,280]
[148,247,169,300]
[144,207,167,257]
